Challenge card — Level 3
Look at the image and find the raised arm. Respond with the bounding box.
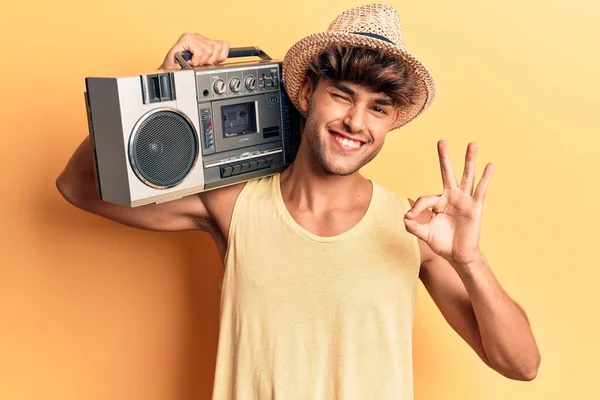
[56,33,232,232]
[56,136,212,232]
[404,140,540,380]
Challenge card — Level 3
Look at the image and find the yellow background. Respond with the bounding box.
[1,0,598,399]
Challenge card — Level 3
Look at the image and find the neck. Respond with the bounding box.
[279,142,370,213]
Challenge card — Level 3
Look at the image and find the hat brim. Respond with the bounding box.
[282,32,436,131]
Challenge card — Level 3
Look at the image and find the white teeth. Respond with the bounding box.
[333,133,361,149]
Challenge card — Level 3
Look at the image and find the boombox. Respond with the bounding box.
[84,47,304,207]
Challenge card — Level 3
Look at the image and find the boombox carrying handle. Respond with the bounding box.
[176,47,272,69]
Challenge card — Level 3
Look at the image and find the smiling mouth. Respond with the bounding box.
[330,132,364,149]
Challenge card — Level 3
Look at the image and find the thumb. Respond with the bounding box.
[403,216,429,242]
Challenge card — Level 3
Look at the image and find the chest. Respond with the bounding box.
[287,207,369,237]
[227,231,420,317]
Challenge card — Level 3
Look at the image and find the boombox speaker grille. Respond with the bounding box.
[129,109,198,189]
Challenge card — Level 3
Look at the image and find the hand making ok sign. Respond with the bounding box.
[403,140,495,266]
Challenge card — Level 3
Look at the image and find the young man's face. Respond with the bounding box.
[298,77,401,176]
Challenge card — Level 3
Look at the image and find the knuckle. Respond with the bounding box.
[192,45,207,56]
[181,32,204,42]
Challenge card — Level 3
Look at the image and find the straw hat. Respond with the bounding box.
[282,3,436,130]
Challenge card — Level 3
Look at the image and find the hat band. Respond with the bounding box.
[352,31,394,44]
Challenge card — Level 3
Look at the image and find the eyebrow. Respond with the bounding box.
[330,81,393,106]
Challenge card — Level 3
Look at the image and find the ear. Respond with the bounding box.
[298,76,314,114]
[391,107,402,128]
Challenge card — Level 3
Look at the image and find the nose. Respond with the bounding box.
[343,104,367,134]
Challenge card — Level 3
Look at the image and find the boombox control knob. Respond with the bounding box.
[213,79,226,95]
[230,77,242,93]
[245,75,257,91]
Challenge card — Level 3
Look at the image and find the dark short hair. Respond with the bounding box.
[306,44,416,108]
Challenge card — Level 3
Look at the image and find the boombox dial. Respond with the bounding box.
[213,79,226,95]
[229,77,242,93]
[245,75,257,91]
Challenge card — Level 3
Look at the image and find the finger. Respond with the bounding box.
[405,195,441,219]
[438,140,458,189]
[185,40,212,66]
[208,41,230,65]
[459,142,478,195]
[205,42,222,65]
[473,162,495,203]
[217,41,230,63]
[403,216,430,243]
[160,51,182,70]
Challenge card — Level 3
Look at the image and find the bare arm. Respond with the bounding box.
[56,136,214,232]
[404,141,540,381]
[410,206,540,381]
[57,33,233,232]
[419,246,540,380]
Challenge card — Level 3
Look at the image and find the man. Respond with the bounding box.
[56,4,540,399]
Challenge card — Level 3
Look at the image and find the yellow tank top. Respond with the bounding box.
[213,172,421,400]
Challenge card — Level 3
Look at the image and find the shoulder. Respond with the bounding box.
[374,188,436,268]
[199,173,275,241]
[372,183,438,269]
[375,184,423,227]
[371,180,410,209]
[200,181,248,242]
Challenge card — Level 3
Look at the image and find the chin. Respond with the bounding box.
[323,166,358,176]
[312,146,374,176]
[317,157,363,176]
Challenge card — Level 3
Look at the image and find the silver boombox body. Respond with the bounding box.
[84,47,304,207]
